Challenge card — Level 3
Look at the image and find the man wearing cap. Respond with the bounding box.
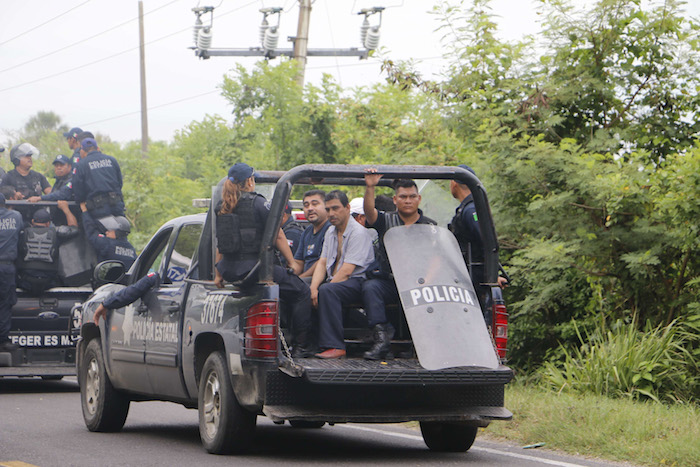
[16,202,80,294]
[361,170,437,360]
[83,214,137,270]
[27,154,75,224]
[291,190,331,279]
[449,165,507,305]
[62,127,83,168]
[72,137,125,220]
[0,143,51,200]
[0,192,23,351]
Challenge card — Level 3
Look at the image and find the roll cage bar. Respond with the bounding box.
[209,164,499,287]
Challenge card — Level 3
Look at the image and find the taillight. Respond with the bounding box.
[492,303,508,361]
[244,301,278,359]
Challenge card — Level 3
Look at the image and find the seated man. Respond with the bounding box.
[83,214,137,270]
[311,190,375,359]
[16,202,80,294]
[361,170,436,360]
[27,154,75,225]
[292,190,331,280]
[278,202,303,267]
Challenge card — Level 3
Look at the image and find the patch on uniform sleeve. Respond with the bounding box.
[473,212,478,222]
[66,182,72,188]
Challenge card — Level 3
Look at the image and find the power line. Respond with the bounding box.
[0,0,183,75]
[0,0,93,47]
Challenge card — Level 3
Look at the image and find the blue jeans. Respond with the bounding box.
[317,277,364,350]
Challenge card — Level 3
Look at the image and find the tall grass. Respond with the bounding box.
[541,317,699,403]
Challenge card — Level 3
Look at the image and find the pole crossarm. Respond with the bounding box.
[193,47,369,59]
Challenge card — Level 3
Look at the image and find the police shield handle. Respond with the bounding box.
[384,224,499,370]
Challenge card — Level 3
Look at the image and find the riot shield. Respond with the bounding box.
[384,224,499,370]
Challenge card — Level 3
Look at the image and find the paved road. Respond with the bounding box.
[0,377,622,467]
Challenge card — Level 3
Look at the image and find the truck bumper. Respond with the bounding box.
[261,358,513,425]
[0,347,76,377]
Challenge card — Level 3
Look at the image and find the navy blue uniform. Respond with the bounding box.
[450,194,484,287]
[216,193,312,350]
[83,213,137,270]
[103,273,160,310]
[41,174,73,202]
[281,216,303,256]
[72,150,124,218]
[70,147,81,173]
[293,221,331,272]
[363,210,436,327]
[0,207,23,343]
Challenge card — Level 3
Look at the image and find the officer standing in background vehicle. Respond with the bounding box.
[0,146,6,179]
[27,154,75,225]
[72,137,125,220]
[83,214,137,270]
[0,143,51,200]
[0,193,23,352]
[449,164,507,307]
[62,127,83,169]
[16,203,80,293]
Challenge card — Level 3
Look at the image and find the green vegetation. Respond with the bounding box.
[483,383,700,467]
[2,0,699,404]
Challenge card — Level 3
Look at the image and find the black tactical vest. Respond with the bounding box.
[216,192,263,261]
[21,226,59,271]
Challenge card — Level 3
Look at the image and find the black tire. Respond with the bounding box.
[198,351,256,454]
[289,420,325,429]
[79,339,130,432]
[420,422,478,452]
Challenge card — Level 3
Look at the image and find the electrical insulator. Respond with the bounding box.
[259,18,269,47]
[197,27,212,50]
[364,26,380,50]
[360,17,369,46]
[263,26,279,51]
[193,16,203,45]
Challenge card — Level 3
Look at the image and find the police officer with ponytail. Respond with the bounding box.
[214,163,314,358]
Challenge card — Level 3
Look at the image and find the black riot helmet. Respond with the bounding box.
[97,215,131,237]
[10,143,40,166]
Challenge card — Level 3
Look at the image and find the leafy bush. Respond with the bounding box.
[542,318,699,403]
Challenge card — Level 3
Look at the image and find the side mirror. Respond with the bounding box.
[93,261,126,285]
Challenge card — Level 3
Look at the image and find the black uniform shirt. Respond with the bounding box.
[103,273,161,310]
[83,216,137,269]
[1,170,50,199]
[369,208,436,239]
[217,193,269,279]
[41,174,73,201]
[72,150,123,203]
[0,207,23,261]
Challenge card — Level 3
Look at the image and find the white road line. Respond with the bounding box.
[337,425,589,467]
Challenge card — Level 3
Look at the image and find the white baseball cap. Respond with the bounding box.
[349,197,364,216]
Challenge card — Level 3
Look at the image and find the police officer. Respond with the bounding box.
[16,203,80,293]
[0,146,6,179]
[0,193,23,351]
[62,127,83,168]
[0,143,51,200]
[362,170,436,360]
[93,272,161,324]
[449,165,507,307]
[279,202,303,265]
[214,162,314,358]
[83,214,137,270]
[27,154,75,225]
[72,137,124,220]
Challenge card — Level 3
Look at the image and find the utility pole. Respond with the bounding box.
[138,0,149,158]
[292,0,311,87]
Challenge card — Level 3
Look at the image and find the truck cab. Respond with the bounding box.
[77,164,512,454]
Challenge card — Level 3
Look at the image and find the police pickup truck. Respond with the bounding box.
[76,165,512,454]
[0,201,94,379]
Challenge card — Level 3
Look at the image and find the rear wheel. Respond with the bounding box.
[289,420,325,429]
[79,338,130,432]
[420,422,478,452]
[198,351,256,454]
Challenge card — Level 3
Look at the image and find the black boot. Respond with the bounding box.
[363,323,395,360]
[291,331,316,359]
